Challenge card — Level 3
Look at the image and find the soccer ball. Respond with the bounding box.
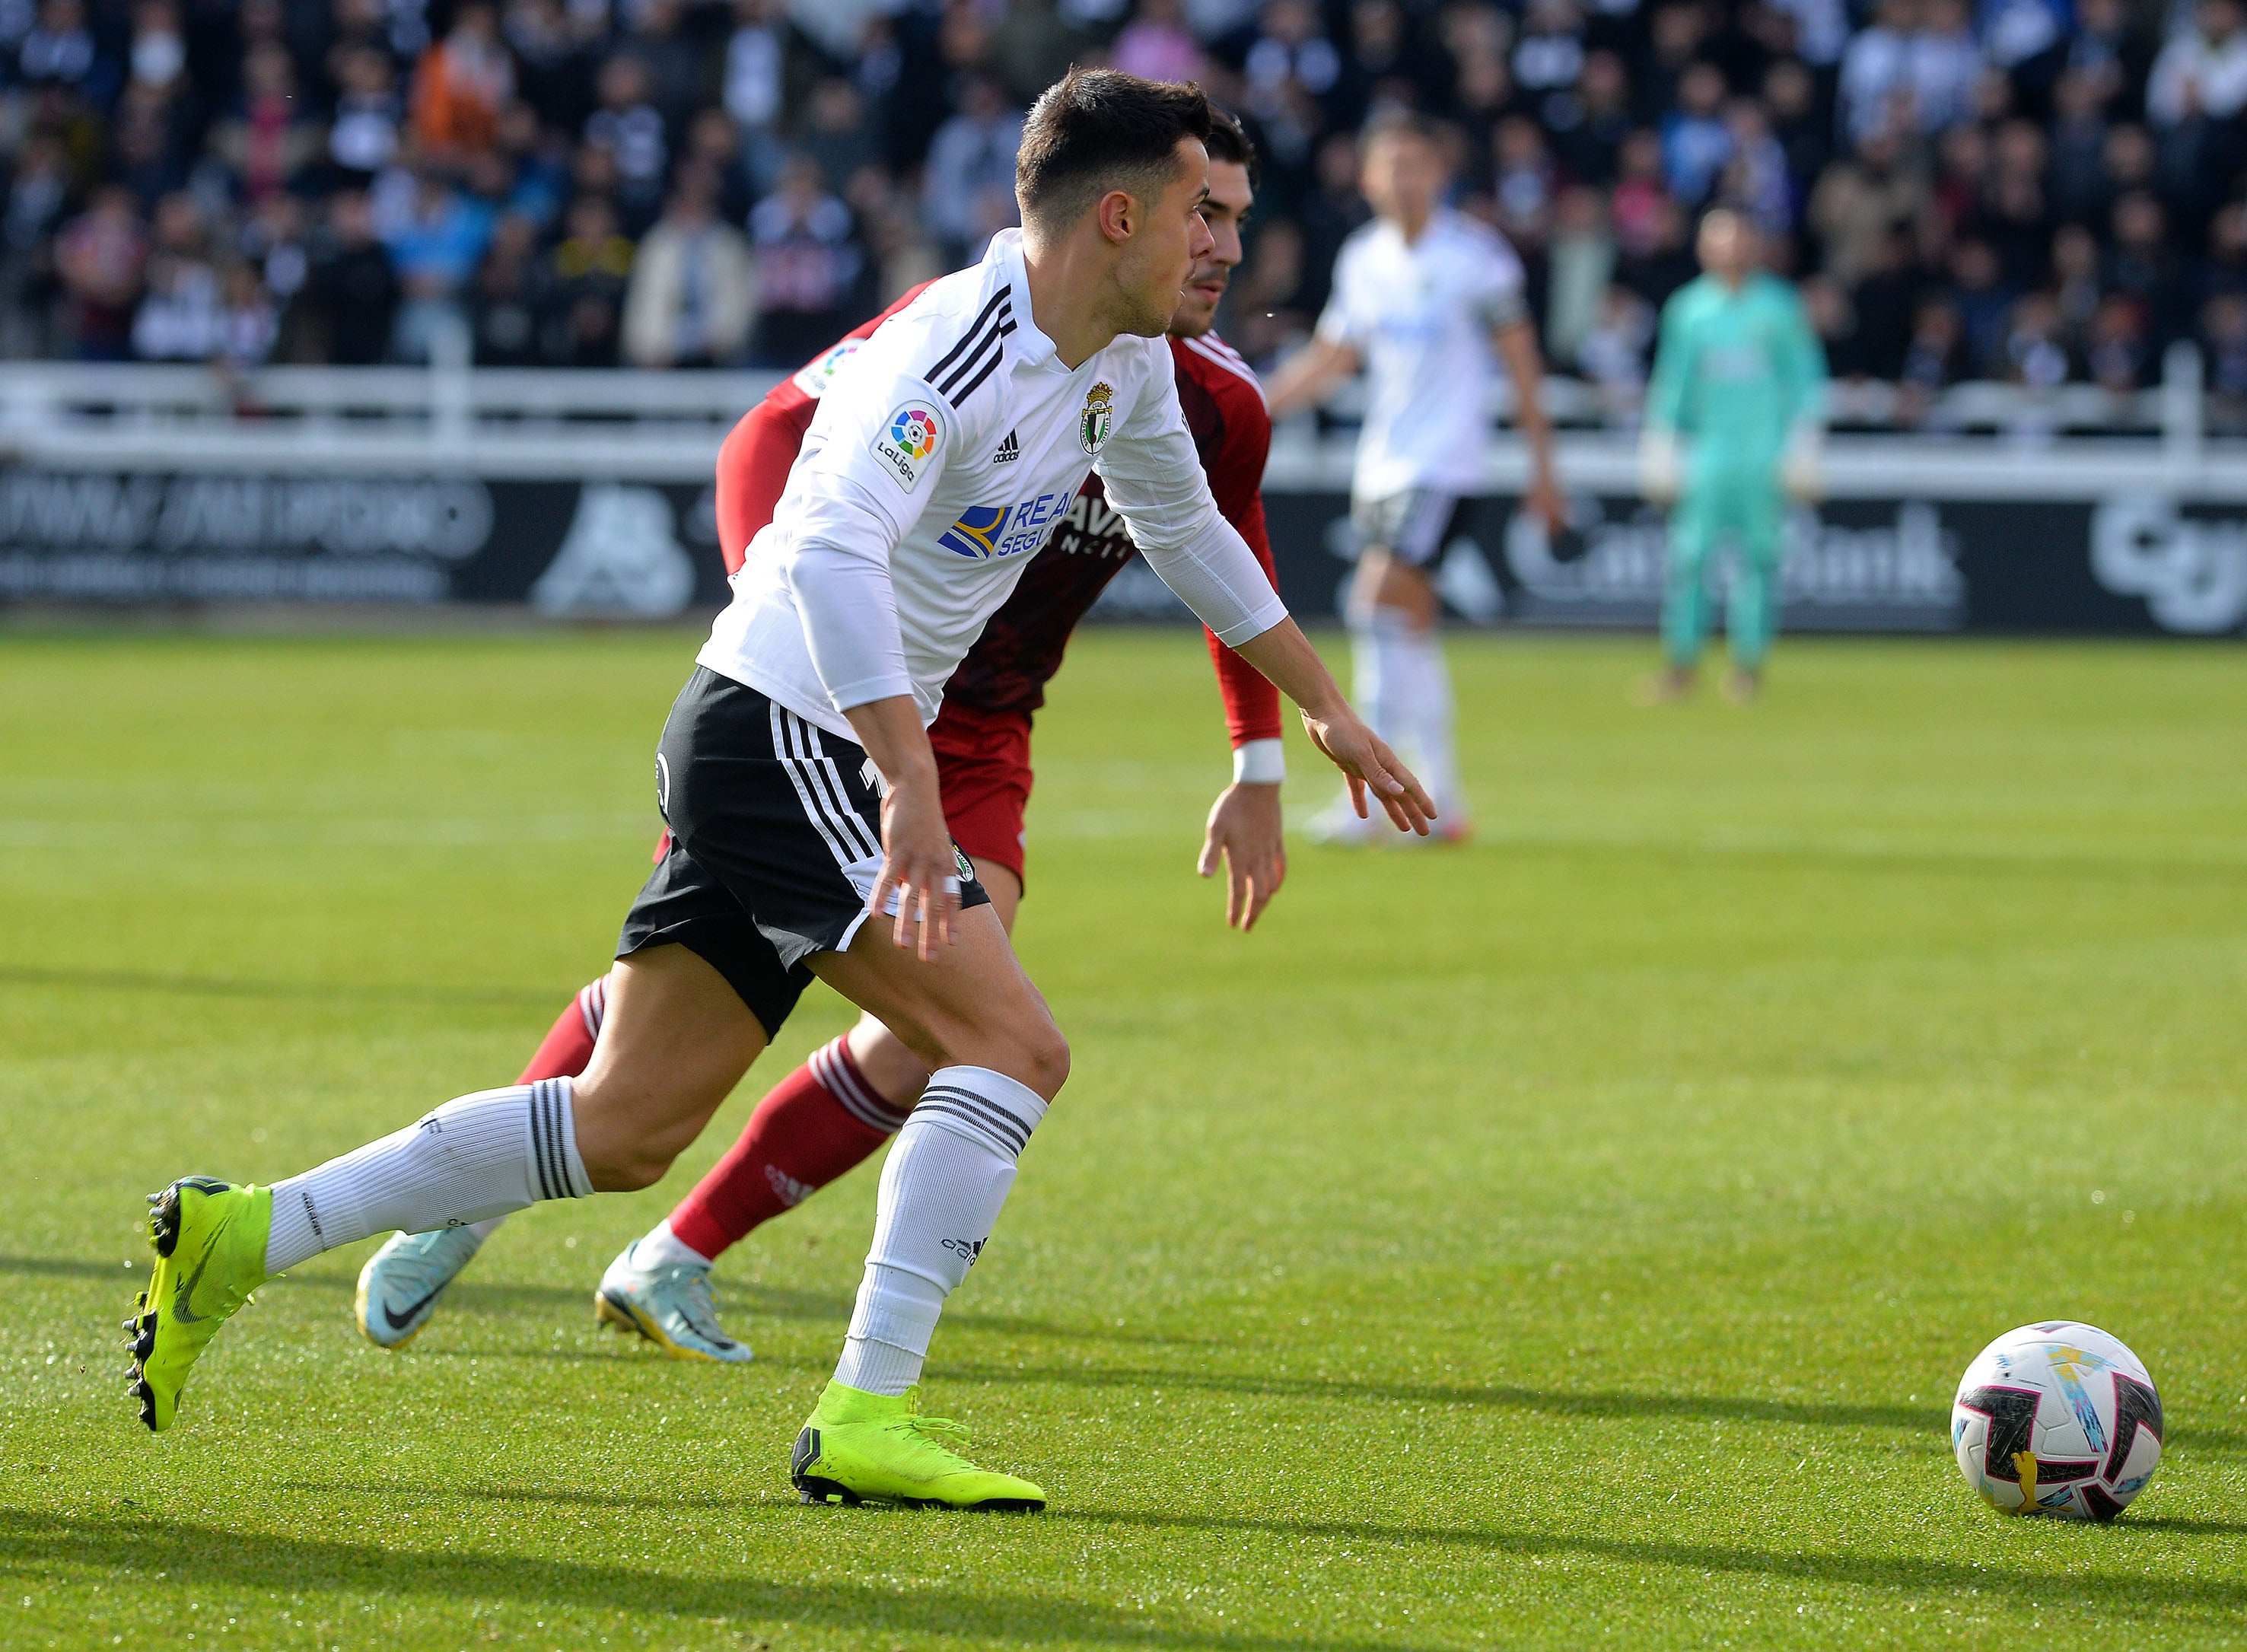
[1951,1321,2163,1521]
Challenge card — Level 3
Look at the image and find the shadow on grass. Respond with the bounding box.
[11,1495,2242,1640]
[944,1361,1950,1434]
[1052,1507,2247,1614]
[0,963,562,1011]
[0,1507,1418,1652]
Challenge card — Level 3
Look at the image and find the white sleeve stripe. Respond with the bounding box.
[1182,335,1266,402]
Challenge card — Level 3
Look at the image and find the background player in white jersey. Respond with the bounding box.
[1265,110,1563,842]
[126,71,1434,1512]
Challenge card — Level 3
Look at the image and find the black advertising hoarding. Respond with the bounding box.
[2,468,2243,637]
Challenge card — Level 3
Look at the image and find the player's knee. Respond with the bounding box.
[581,1139,676,1194]
[1012,1023,1071,1101]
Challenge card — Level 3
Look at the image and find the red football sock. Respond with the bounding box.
[667,1036,909,1261]
[517,975,609,1084]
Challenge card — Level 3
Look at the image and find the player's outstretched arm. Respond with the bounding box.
[1494,320,1564,531]
[843,694,959,963]
[1231,619,1437,836]
[1198,780,1284,930]
[1263,337,1362,421]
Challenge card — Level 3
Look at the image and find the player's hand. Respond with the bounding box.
[1198,781,1287,931]
[870,772,960,963]
[1781,443,1823,503]
[1526,470,1567,534]
[1300,705,1436,836]
[1638,431,1681,506]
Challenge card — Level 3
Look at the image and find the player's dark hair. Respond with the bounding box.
[1017,68,1217,228]
[1203,103,1260,191]
[1359,107,1444,150]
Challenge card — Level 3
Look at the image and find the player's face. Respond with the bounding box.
[1170,159,1253,339]
[1698,215,1755,279]
[1114,137,1216,339]
[1361,132,1442,225]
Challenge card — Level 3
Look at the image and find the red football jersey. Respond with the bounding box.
[713,307,1282,746]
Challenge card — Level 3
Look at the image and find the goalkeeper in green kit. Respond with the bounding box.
[1638,209,1827,702]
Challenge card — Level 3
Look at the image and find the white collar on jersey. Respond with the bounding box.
[988,230,1059,370]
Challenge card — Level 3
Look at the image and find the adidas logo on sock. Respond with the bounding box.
[991,429,1020,464]
[765,1163,813,1208]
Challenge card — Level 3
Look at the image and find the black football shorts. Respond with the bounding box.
[616,666,990,1037]
[1350,488,1478,568]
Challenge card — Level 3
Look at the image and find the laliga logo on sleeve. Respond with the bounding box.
[872,402,943,490]
[1078,380,1114,454]
[791,339,863,399]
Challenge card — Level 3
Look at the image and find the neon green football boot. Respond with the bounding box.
[124,1178,273,1432]
[790,1380,1046,1511]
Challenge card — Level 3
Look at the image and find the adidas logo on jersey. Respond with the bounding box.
[991,429,1020,464]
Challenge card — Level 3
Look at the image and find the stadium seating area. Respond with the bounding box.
[2,0,2245,409]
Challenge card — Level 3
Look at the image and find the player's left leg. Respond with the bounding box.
[129,941,772,1430]
[1723,476,1786,702]
[785,909,1066,1510]
[356,972,614,1348]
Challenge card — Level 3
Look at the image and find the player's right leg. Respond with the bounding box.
[1318,490,1466,842]
[1650,487,1714,700]
[130,934,773,1430]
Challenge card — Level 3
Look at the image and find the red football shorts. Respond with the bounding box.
[929,701,1034,886]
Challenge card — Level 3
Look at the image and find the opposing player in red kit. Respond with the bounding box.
[353,110,1284,1361]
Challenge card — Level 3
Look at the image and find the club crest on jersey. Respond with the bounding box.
[1078,380,1114,454]
[872,401,942,491]
[791,339,863,399]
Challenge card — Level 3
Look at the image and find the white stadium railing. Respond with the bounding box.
[0,336,2236,498]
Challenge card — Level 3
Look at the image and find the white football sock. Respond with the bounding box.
[832,1065,1048,1396]
[1398,623,1462,814]
[466,1216,507,1241]
[1348,607,1414,756]
[630,1218,711,1273]
[264,1078,591,1274]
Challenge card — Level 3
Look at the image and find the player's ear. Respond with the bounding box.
[1096,188,1136,246]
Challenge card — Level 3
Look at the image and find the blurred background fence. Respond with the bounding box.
[2,335,2242,634]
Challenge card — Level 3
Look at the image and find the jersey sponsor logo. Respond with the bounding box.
[790,339,864,399]
[1048,489,1135,559]
[936,490,1074,560]
[1078,380,1115,454]
[872,401,943,491]
[991,429,1020,464]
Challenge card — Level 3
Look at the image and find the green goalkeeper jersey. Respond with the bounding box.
[1644,272,1827,473]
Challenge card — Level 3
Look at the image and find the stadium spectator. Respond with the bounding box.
[750,151,864,364]
[0,0,2239,415]
[54,185,147,360]
[622,164,756,368]
[541,191,633,365]
[920,73,1025,269]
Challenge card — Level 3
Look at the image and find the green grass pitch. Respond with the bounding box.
[4,626,2245,1650]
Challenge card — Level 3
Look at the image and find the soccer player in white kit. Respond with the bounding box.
[1267,110,1563,841]
[125,70,1435,1510]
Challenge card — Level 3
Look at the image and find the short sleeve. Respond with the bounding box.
[1313,240,1370,347]
[1475,235,1529,332]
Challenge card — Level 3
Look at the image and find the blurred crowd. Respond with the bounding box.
[5,0,2247,410]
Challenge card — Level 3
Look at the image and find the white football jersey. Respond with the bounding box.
[700,229,1286,738]
[1315,208,1526,499]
